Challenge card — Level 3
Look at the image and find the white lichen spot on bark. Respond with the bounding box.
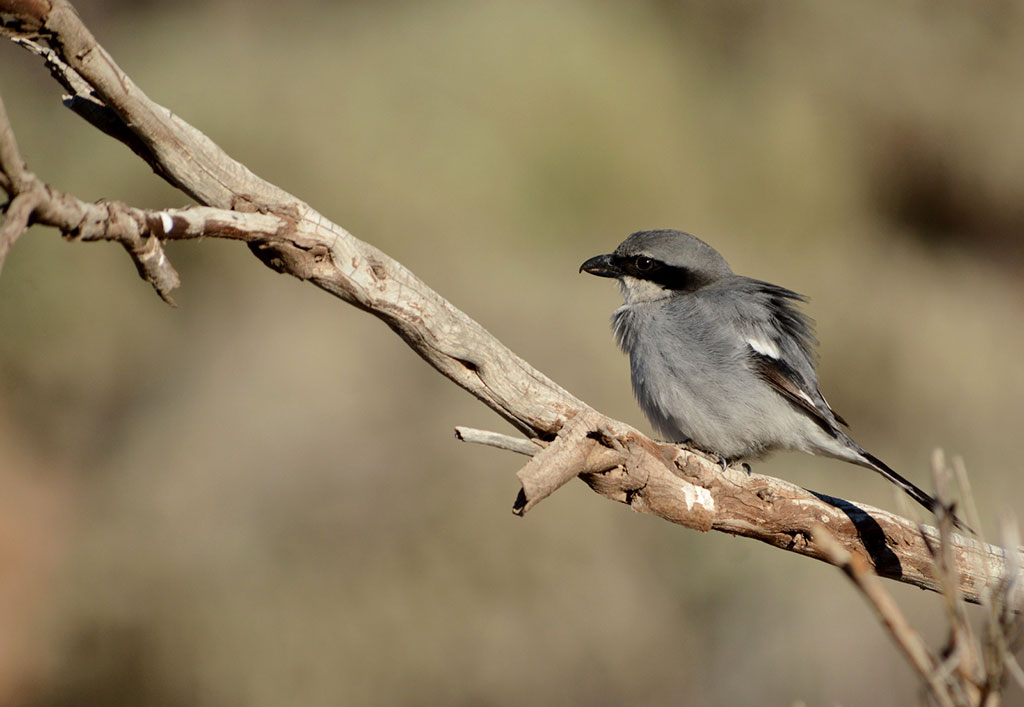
[682,484,714,512]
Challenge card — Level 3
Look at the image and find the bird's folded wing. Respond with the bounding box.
[749,350,847,433]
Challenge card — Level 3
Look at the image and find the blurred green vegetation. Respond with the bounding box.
[1,1,1022,705]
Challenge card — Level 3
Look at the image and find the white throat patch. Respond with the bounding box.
[617,275,669,304]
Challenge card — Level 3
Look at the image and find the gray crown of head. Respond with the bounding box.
[615,230,733,280]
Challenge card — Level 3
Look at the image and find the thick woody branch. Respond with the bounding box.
[458,424,1020,607]
[2,0,1021,616]
[0,97,289,300]
[10,33,163,176]
[3,0,587,437]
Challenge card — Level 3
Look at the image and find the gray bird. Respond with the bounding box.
[580,229,940,516]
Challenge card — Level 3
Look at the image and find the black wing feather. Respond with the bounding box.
[745,281,850,431]
[750,353,838,435]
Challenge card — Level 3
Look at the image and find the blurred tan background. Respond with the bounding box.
[1,1,1023,705]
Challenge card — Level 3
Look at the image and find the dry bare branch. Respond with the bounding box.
[0,95,292,301]
[820,455,1024,706]
[813,525,955,707]
[453,427,542,457]
[1,0,1021,616]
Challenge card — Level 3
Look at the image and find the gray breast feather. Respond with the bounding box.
[611,281,831,459]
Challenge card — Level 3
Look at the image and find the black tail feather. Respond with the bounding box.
[859,450,970,532]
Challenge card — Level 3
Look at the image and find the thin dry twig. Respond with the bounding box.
[0,94,39,274]
[812,525,955,707]
[991,518,1024,694]
[953,455,988,550]
[0,94,28,186]
[0,86,293,301]
[927,452,980,700]
[453,427,541,457]
[826,455,1024,707]
[0,189,38,276]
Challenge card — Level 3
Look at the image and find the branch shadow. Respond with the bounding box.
[810,491,904,579]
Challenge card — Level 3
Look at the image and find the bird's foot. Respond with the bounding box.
[717,457,752,474]
[673,441,748,474]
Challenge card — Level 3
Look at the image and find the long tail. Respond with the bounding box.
[858,449,970,532]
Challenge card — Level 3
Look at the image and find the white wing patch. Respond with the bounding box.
[747,335,819,408]
[745,335,780,360]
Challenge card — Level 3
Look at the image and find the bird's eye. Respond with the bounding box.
[634,256,655,272]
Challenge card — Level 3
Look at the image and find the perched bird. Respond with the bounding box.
[580,229,941,516]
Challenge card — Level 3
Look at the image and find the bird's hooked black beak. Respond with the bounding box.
[579,253,621,278]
